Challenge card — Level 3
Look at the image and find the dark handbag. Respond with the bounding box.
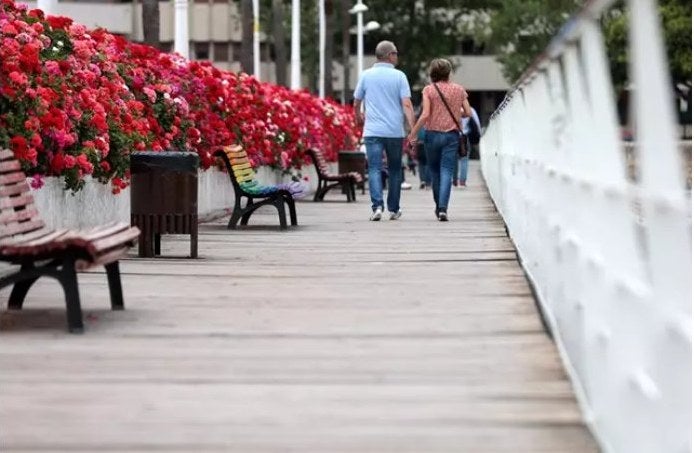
[433,83,467,158]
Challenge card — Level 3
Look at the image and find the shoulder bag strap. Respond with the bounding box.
[432,83,463,134]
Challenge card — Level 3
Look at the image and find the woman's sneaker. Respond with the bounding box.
[438,211,449,222]
[370,207,383,221]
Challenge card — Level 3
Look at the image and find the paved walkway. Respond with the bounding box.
[0,162,599,452]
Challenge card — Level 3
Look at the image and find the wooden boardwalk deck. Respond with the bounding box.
[0,162,599,452]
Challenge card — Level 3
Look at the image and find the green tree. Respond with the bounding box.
[604,0,691,89]
[476,0,690,88]
[364,0,487,90]
[474,0,579,83]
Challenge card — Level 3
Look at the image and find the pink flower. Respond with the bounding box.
[29,174,44,189]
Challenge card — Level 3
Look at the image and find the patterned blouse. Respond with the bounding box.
[422,82,468,132]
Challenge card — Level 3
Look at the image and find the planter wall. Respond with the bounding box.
[29,163,327,229]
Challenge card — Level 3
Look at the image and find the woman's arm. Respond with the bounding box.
[407,91,431,145]
[461,89,472,119]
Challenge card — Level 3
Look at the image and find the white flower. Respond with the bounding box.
[57,40,64,47]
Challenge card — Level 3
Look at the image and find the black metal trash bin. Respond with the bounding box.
[338,150,366,194]
[130,151,199,258]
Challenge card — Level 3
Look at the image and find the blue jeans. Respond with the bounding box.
[424,131,458,212]
[365,137,404,212]
[454,136,470,183]
[416,142,430,186]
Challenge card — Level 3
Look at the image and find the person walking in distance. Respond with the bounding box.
[407,58,471,221]
[454,106,481,188]
[353,40,416,221]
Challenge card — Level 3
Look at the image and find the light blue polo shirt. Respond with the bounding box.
[354,62,411,138]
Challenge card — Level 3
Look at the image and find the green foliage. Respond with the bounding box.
[477,0,690,88]
[475,0,579,83]
[603,0,691,89]
[40,28,73,61]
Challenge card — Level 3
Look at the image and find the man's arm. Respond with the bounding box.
[401,97,415,131]
[353,99,364,126]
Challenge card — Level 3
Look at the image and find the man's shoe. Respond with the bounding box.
[370,208,383,221]
[401,182,412,190]
[438,211,449,222]
[389,210,402,220]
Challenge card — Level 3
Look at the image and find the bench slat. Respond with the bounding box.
[0,219,47,240]
[226,150,248,158]
[0,192,34,210]
[0,172,27,186]
[0,181,31,197]
[76,246,130,271]
[83,227,140,255]
[77,222,130,242]
[235,174,255,183]
[0,160,21,173]
[232,163,252,171]
[0,149,14,160]
[0,229,72,254]
[0,207,39,225]
[0,226,57,245]
[233,169,254,179]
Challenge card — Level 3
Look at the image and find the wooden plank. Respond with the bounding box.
[0,162,599,452]
[0,160,21,172]
[0,148,14,160]
[0,219,46,240]
[0,180,31,197]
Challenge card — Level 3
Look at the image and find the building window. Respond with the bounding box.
[231,42,242,62]
[213,42,231,62]
[194,42,210,61]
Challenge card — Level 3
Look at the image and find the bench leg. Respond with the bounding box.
[350,181,357,202]
[105,261,124,311]
[240,198,255,226]
[313,179,323,201]
[154,233,161,256]
[286,197,298,226]
[190,226,198,258]
[228,207,243,229]
[59,257,84,334]
[7,263,38,310]
[275,198,288,229]
[342,181,351,202]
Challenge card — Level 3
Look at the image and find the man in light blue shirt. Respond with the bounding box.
[354,40,415,221]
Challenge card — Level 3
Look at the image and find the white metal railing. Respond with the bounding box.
[480,1,691,452]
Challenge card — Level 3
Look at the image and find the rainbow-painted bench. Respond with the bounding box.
[214,145,299,230]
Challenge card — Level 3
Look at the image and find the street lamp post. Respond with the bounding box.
[349,0,368,77]
[290,0,301,89]
[174,0,189,59]
[252,0,260,80]
[318,0,326,98]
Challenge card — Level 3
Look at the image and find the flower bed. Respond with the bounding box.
[0,0,359,193]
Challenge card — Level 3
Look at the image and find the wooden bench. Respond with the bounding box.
[307,148,363,202]
[214,145,299,230]
[0,149,140,333]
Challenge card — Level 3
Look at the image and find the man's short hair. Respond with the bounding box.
[428,58,453,82]
[375,41,397,60]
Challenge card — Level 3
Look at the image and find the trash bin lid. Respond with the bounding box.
[130,151,200,173]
